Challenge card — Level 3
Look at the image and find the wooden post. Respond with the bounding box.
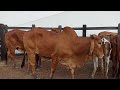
[118,23,120,35]
[83,25,87,37]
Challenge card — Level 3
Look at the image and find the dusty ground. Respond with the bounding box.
[0,55,113,79]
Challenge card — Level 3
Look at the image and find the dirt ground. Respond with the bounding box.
[0,55,113,79]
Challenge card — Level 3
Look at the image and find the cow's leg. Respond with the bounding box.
[21,52,26,68]
[117,62,120,78]
[112,62,118,79]
[91,57,98,79]
[27,57,31,74]
[112,59,116,78]
[115,62,120,78]
[35,54,41,69]
[8,48,16,68]
[28,53,38,79]
[101,58,104,73]
[69,67,75,79]
[105,56,110,79]
[104,56,107,76]
[5,48,8,65]
[50,57,58,79]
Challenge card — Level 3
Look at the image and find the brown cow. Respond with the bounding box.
[98,31,116,78]
[98,32,112,78]
[23,27,104,79]
[99,32,120,78]
[23,27,78,78]
[5,29,27,67]
[98,31,117,39]
[101,37,112,78]
[5,29,41,68]
[49,32,104,79]
[110,35,120,78]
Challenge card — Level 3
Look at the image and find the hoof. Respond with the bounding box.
[105,75,109,79]
[15,66,19,69]
[91,74,95,79]
[32,75,39,79]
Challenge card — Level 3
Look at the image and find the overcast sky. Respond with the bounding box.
[0,11,120,35]
[0,11,64,26]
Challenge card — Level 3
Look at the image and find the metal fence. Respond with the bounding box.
[0,23,120,62]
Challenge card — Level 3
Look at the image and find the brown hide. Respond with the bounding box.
[5,29,27,67]
[50,33,104,78]
[98,31,117,38]
[110,35,120,78]
[23,27,77,78]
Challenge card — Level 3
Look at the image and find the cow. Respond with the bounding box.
[98,32,113,79]
[23,27,79,78]
[5,29,27,67]
[49,30,104,79]
[98,32,120,78]
[5,29,41,68]
[101,37,112,79]
[110,35,120,78]
[98,31,117,39]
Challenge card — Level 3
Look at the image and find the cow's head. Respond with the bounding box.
[90,34,104,59]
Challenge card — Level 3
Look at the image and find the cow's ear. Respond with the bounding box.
[90,34,97,39]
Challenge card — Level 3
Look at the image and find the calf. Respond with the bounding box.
[101,37,112,78]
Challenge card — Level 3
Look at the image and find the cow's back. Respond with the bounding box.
[98,31,117,38]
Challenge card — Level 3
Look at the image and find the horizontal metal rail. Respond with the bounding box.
[8,26,118,30]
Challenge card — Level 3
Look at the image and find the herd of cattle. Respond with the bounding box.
[4,26,120,79]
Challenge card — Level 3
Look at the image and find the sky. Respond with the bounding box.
[0,11,120,36]
[0,11,64,26]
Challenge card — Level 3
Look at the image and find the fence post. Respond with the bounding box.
[58,25,62,30]
[0,24,8,64]
[118,23,120,35]
[32,24,35,29]
[4,25,8,64]
[4,25,8,33]
[83,24,87,37]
